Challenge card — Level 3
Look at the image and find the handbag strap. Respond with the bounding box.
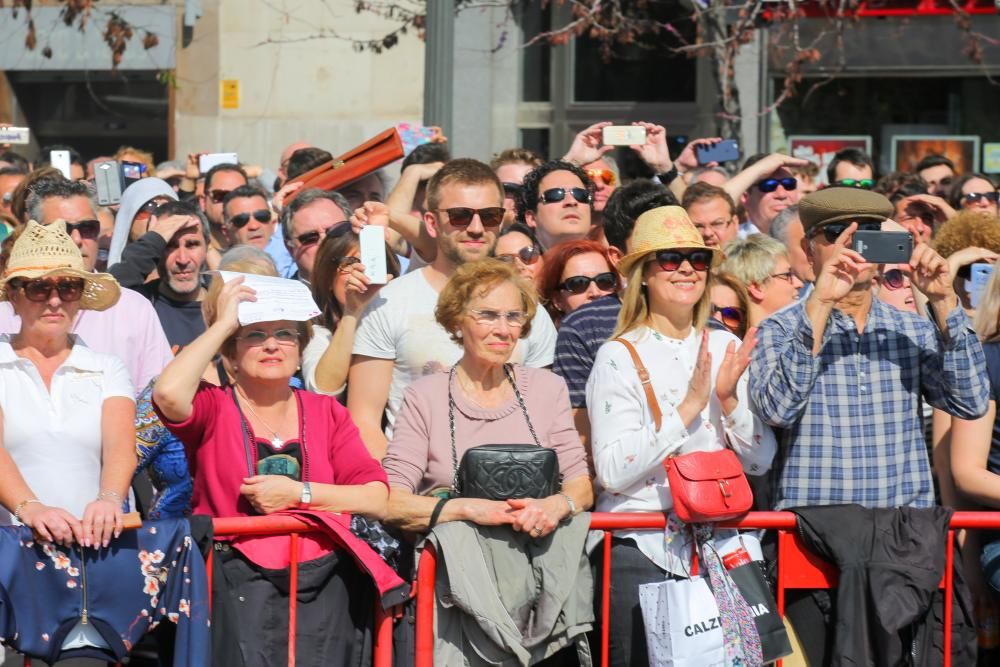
[447,363,540,493]
[614,338,662,432]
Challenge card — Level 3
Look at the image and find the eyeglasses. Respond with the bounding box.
[10,277,86,303]
[64,219,101,240]
[436,207,505,229]
[558,272,617,295]
[502,182,523,197]
[833,179,875,190]
[209,189,232,204]
[711,305,745,333]
[467,308,528,327]
[963,191,1000,205]
[228,209,271,229]
[810,220,882,243]
[539,187,591,205]
[334,256,361,272]
[496,245,540,266]
[770,270,796,283]
[296,223,350,247]
[586,169,616,186]
[755,177,797,194]
[880,269,908,290]
[236,328,301,346]
[654,249,713,272]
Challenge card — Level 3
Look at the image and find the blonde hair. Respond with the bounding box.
[973,266,1000,343]
[435,259,537,343]
[720,234,787,285]
[114,146,156,176]
[611,255,713,339]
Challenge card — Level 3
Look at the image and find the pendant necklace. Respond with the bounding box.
[236,386,288,449]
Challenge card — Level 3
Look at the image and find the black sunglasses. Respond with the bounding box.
[228,209,271,229]
[880,268,907,290]
[539,187,591,205]
[755,177,797,194]
[65,219,101,240]
[833,178,875,190]
[10,277,86,303]
[502,182,523,197]
[963,191,999,205]
[558,272,617,295]
[496,245,540,265]
[712,305,745,333]
[654,249,713,272]
[811,220,882,243]
[437,207,505,229]
[296,222,351,247]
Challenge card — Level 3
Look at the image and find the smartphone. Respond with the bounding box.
[120,160,145,188]
[852,230,913,264]
[199,152,239,173]
[696,139,740,165]
[50,150,72,179]
[969,263,994,309]
[0,126,30,144]
[94,160,124,205]
[359,225,388,285]
[602,125,646,146]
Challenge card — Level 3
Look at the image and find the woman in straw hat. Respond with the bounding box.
[585,206,776,666]
[0,220,134,549]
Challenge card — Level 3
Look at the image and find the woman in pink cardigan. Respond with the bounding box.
[382,259,593,537]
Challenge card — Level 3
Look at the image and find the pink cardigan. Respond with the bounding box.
[383,365,590,495]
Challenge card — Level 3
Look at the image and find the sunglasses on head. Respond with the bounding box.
[496,245,540,265]
[811,220,882,243]
[963,191,1000,205]
[880,269,908,290]
[437,207,505,229]
[539,187,591,205]
[209,189,232,204]
[502,182,523,197]
[228,209,271,229]
[586,169,616,186]
[711,305,745,333]
[559,272,617,295]
[10,277,86,303]
[755,177,797,194]
[654,249,713,272]
[64,219,101,240]
[296,222,351,247]
[833,178,875,190]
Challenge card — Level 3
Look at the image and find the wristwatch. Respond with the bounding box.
[299,481,312,508]
[656,165,679,186]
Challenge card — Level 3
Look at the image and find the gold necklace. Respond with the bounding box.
[236,385,290,449]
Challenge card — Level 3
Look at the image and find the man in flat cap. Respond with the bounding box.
[748,187,988,661]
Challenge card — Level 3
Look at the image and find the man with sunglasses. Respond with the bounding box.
[0,178,173,390]
[723,152,808,237]
[222,185,275,251]
[518,160,595,250]
[348,159,557,458]
[280,188,352,284]
[826,147,875,190]
[198,162,248,254]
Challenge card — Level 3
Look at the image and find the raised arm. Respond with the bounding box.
[723,153,808,204]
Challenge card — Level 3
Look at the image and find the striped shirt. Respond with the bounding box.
[553,295,622,408]
[750,298,988,509]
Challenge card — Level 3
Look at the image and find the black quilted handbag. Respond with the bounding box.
[447,364,561,500]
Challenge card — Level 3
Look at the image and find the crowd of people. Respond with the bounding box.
[1,120,1000,666]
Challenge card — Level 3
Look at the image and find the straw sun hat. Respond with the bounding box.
[616,205,722,278]
[0,220,120,311]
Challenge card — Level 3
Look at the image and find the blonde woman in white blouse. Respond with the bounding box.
[585,206,776,666]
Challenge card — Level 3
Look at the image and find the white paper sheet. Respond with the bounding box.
[217,271,321,325]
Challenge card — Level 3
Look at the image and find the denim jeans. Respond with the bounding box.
[982,537,1000,593]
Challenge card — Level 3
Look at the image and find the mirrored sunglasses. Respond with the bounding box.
[654,249,713,272]
[539,187,591,205]
[755,177,797,194]
[833,178,875,190]
[711,305,745,333]
[586,169,616,186]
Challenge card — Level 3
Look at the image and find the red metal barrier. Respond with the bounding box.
[414,511,1000,667]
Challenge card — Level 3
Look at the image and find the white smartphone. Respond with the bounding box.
[969,263,994,309]
[199,152,239,173]
[50,150,72,179]
[0,126,30,144]
[602,125,646,146]
[359,225,388,285]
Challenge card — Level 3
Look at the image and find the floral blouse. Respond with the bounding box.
[585,325,776,575]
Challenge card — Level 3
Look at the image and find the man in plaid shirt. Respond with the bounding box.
[750,187,988,511]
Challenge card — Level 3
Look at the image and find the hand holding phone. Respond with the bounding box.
[852,230,913,264]
[602,126,646,146]
[969,263,994,309]
[696,139,740,165]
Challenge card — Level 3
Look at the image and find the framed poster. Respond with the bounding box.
[891,135,980,173]
[787,136,873,186]
[983,143,1000,174]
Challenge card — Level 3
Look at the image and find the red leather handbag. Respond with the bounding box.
[615,338,753,523]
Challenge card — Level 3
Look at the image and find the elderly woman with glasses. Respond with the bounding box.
[0,221,135,548]
[586,206,776,666]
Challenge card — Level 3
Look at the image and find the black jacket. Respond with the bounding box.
[790,504,974,667]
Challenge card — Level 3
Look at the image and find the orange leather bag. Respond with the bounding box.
[285,128,404,202]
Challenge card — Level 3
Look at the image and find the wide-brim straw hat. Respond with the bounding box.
[0,220,120,311]
[616,205,722,278]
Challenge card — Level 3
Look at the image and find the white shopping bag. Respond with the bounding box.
[639,576,726,667]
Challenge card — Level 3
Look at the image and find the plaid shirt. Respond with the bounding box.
[750,298,988,509]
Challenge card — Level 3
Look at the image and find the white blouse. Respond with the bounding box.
[0,335,134,524]
[585,325,776,575]
[301,324,346,399]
